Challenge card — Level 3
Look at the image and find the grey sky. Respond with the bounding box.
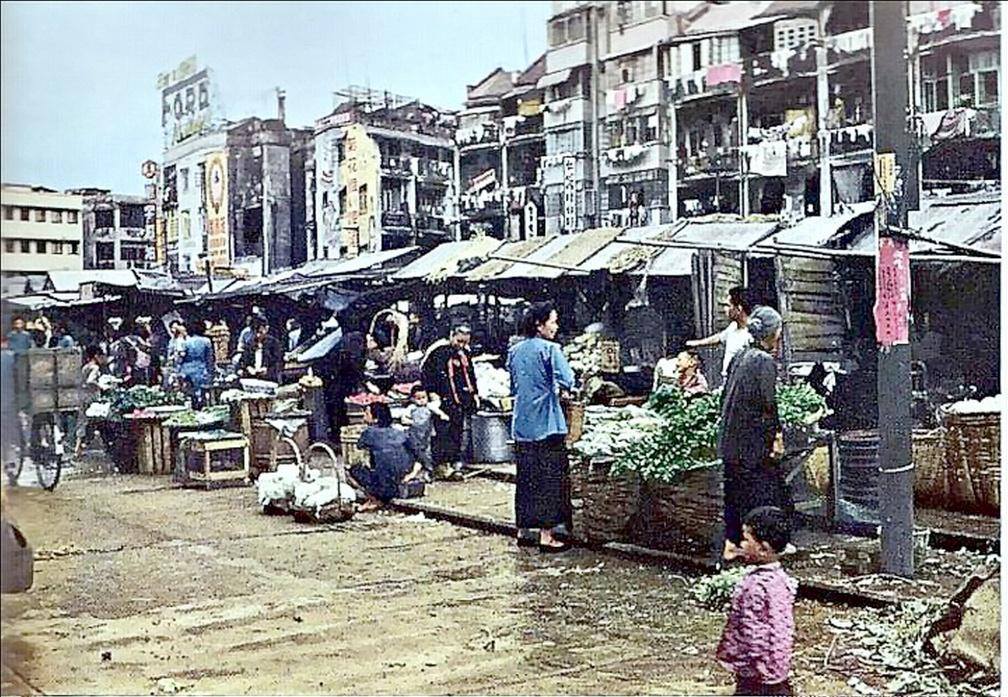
[1,1,550,196]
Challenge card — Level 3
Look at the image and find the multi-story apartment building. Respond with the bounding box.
[313,87,458,259]
[0,184,83,279]
[71,189,156,270]
[160,111,312,276]
[458,55,547,240]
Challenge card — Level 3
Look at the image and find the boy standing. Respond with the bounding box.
[717,506,798,696]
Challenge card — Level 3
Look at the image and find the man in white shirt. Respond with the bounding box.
[686,286,753,378]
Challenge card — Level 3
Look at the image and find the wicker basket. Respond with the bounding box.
[569,457,640,543]
[340,424,370,468]
[912,428,946,507]
[939,407,1000,515]
[633,466,722,555]
[562,400,585,447]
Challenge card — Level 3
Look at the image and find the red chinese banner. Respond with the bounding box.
[873,236,911,346]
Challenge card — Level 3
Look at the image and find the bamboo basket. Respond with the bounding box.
[569,457,640,543]
[562,400,585,447]
[939,406,1000,515]
[289,441,356,524]
[634,466,723,555]
[912,428,946,507]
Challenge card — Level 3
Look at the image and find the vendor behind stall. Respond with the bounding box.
[239,319,283,383]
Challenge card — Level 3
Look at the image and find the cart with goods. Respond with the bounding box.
[7,348,84,491]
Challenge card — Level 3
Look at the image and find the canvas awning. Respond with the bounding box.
[392,238,504,281]
[492,228,623,281]
[536,69,572,90]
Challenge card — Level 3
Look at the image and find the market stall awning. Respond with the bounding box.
[758,201,876,251]
[579,223,685,274]
[672,219,779,251]
[492,228,624,281]
[305,246,419,279]
[907,193,1001,258]
[464,237,554,282]
[3,292,123,311]
[392,238,504,282]
[43,268,181,295]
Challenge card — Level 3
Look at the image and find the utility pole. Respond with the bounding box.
[870,0,917,577]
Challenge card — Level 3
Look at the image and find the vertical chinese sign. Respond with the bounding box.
[205,152,229,270]
[873,235,911,346]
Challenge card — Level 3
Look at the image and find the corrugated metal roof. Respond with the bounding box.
[679,1,781,37]
[673,219,779,250]
[579,224,682,273]
[761,201,876,249]
[393,238,503,281]
[307,246,419,278]
[45,269,137,293]
[908,194,1001,255]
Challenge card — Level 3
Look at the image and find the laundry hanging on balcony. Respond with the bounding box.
[827,29,871,54]
[930,107,980,141]
[705,62,742,87]
[909,3,979,35]
[743,141,787,177]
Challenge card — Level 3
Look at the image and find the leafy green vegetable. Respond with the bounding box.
[687,566,752,609]
[105,386,187,422]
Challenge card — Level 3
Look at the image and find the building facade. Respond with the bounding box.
[457,55,547,241]
[71,189,155,270]
[313,87,459,259]
[0,184,84,278]
[160,115,312,276]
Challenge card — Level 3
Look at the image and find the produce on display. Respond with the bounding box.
[570,405,664,461]
[582,383,828,484]
[163,405,230,428]
[346,393,389,406]
[474,363,511,399]
[945,395,1003,414]
[563,333,604,378]
[104,386,187,422]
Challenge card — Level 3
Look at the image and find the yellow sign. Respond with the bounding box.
[874,152,896,196]
[205,152,230,269]
[518,99,542,117]
[339,124,380,255]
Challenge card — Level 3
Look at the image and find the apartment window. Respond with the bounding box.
[567,14,585,42]
[643,1,662,19]
[4,240,14,253]
[95,209,114,228]
[120,204,144,228]
[711,36,740,66]
[774,19,817,51]
[692,43,702,72]
[978,69,999,105]
[19,207,29,221]
[549,18,567,47]
[35,240,47,254]
[34,208,46,222]
[180,167,190,194]
[96,242,115,262]
[69,241,79,255]
[2,206,12,221]
[52,241,63,254]
[49,209,62,223]
[19,240,30,253]
[67,210,78,224]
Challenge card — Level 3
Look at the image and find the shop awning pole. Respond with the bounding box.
[485,255,588,274]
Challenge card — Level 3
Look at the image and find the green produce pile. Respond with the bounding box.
[570,405,665,461]
[163,405,230,428]
[687,565,752,610]
[106,386,187,422]
[598,383,827,484]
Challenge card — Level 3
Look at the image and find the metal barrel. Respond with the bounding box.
[470,411,513,464]
[837,429,881,511]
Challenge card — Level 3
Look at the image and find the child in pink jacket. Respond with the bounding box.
[716,506,798,696]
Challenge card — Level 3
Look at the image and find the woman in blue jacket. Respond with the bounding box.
[179,319,215,409]
[507,302,576,552]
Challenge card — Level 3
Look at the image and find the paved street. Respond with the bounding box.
[1,474,874,695]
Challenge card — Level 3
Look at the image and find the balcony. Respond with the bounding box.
[748,48,816,86]
[381,157,413,177]
[457,123,500,149]
[503,115,543,141]
[825,28,871,66]
[460,189,506,218]
[599,143,668,178]
[823,123,874,157]
[540,153,590,185]
[678,148,741,181]
[604,80,662,115]
[415,212,446,232]
[546,40,590,73]
[381,211,412,229]
[669,65,742,103]
[919,104,1001,143]
[544,97,588,129]
[418,160,453,184]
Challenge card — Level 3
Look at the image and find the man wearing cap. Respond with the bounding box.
[421,325,478,479]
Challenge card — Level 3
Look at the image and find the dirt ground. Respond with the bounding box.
[0,474,937,695]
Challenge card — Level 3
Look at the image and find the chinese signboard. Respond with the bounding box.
[873,235,911,346]
[205,152,229,269]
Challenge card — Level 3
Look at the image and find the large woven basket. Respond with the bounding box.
[939,406,1000,516]
[562,400,585,447]
[912,428,946,507]
[569,457,640,543]
[633,465,722,556]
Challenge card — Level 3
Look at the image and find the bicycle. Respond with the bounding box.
[4,409,67,491]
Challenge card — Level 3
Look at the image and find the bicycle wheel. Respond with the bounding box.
[5,413,28,486]
[33,419,62,492]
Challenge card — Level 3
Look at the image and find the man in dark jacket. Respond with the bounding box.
[239,320,284,383]
[421,325,478,479]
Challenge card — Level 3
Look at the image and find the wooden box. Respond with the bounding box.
[129,416,174,475]
[232,397,275,440]
[176,431,250,489]
[340,424,369,468]
[18,348,83,412]
[250,417,310,480]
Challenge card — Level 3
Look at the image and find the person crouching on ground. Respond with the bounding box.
[716,506,797,696]
[350,402,421,512]
[508,302,576,552]
[402,385,449,483]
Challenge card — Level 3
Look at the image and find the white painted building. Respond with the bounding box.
[0,184,84,277]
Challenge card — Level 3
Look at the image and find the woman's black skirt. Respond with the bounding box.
[514,434,571,531]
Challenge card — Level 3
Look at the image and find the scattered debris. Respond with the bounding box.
[156,678,184,694]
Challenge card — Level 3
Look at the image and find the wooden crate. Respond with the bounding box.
[129,416,174,475]
[250,417,310,480]
[176,432,250,489]
[232,397,275,441]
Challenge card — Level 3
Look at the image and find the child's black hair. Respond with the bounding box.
[368,401,393,428]
[743,506,791,553]
[410,383,427,399]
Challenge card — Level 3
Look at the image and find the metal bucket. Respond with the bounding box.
[837,429,880,522]
[470,411,513,464]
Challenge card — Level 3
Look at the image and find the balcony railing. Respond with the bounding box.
[381,211,412,228]
[669,65,742,102]
[415,213,446,231]
[748,48,816,84]
[824,123,874,156]
[457,124,500,148]
[679,148,740,178]
[418,161,453,183]
[381,158,413,176]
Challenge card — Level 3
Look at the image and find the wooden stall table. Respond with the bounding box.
[124,405,188,475]
[175,430,250,489]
